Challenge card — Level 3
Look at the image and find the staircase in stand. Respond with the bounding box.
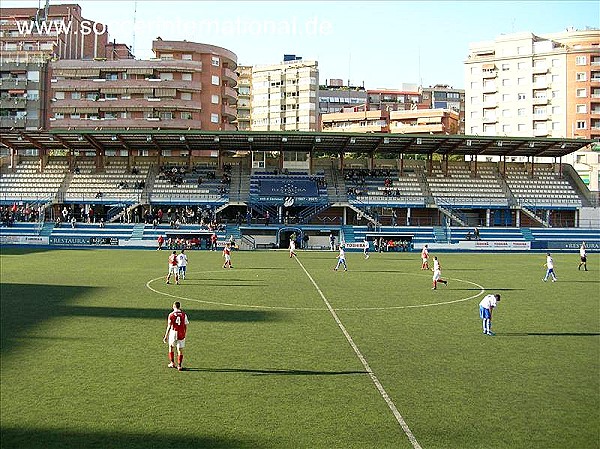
[130,223,146,240]
[433,226,448,243]
[521,227,534,241]
[39,221,55,237]
[340,225,355,244]
[520,205,550,227]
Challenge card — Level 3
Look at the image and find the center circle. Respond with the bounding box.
[146,269,486,311]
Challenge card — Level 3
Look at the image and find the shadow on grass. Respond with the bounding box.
[1,283,284,356]
[184,367,368,376]
[0,428,266,449]
[0,246,56,256]
[59,306,285,322]
[0,283,97,356]
[555,280,600,284]
[500,332,600,337]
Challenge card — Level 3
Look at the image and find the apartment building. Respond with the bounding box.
[321,106,388,133]
[251,57,319,131]
[367,86,422,112]
[465,28,600,141]
[48,40,237,131]
[321,105,458,135]
[0,4,109,61]
[318,79,367,114]
[465,28,600,187]
[421,84,465,134]
[235,65,252,131]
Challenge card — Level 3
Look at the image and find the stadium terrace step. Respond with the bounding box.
[130,223,145,240]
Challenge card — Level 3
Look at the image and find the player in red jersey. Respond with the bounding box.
[166,250,179,284]
[420,244,429,270]
[223,242,233,269]
[163,301,189,371]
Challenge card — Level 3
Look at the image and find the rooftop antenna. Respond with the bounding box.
[132,0,138,57]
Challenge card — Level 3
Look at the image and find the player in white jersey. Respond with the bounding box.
[289,238,297,258]
[363,239,370,259]
[177,249,188,280]
[431,256,448,289]
[578,242,588,271]
[479,294,501,336]
[543,253,557,282]
[334,245,347,271]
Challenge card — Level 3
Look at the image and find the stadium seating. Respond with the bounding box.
[426,163,508,207]
[504,165,582,208]
[0,160,68,203]
[150,164,228,205]
[65,160,146,204]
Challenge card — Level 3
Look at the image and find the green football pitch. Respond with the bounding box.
[1,247,598,449]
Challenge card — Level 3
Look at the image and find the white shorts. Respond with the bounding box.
[224,254,231,262]
[433,270,441,281]
[168,265,178,275]
[422,257,428,263]
[168,331,186,349]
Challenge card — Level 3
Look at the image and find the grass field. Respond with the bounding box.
[1,247,599,449]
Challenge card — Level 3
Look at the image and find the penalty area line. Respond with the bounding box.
[294,256,423,449]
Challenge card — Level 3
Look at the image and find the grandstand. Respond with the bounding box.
[1,130,598,250]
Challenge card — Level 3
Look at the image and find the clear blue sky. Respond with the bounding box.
[4,0,599,89]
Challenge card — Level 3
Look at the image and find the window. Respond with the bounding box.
[518,62,527,70]
[518,77,525,85]
[470,111,478,118]
[534,106,546,115]
[576,88,587,98]
[160,53,174,60]
[181,73,192,81]
[502,124,511,133]
[71,92,80,100]
[211,95,219,104]
[552,106,561,114]
[470,81,479,89]
[576,104,587,113]
[470,96,478,104]
[576,72,587,81]
[502,63,510,71]
[502,109,510,117]
[54,91,65,100]
[551,90,559,98]
[181,111,192,120]
[182,54,192,60]
[210,113,219,123]
[181,92,192,101]
[552,122,561,130]
[502,78,510,86]
[517,46,527,55]
[160,72,173,81]
[576,56,586,65]
[552,74,560,83]
[518,108,526,116]
[211,75,220,85]
[483,124,496,134]
[576,120,586,129]
[105,73,118,80]
[518,93,526,100]
[502,93,510,101]
[552,58,560,67]
[518,124,526,132]
[211,56,220,66]
[470,126,479,134]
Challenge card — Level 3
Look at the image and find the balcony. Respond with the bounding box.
[223,86,237,101]
[0,97,27,108]
[222,104,236,118]
[48,117,203,130]
[51,78,202,92]
[390,123,443,134]
[533,128,549,137]
[532,97,549,105]
[51,98,202,112]
[482,70,497,79]
[222,68,238,87]
[482,116,498,124]
[532,65,549,74]
[482,101,498,109]
[0,78,28,89]
[532,113,549,121]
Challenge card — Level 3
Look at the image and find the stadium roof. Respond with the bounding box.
[0,130,595,159]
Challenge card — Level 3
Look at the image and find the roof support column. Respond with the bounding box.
[399,154,404,177]
[95,148,105,171]
[443,154,448,177]
[428,154,433,176]
[188,150,193,171]
[128,150,133,171]
[369,153,374,171]
[339,152,344,173]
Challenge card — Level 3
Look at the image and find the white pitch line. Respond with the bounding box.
[294,256,423,449]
